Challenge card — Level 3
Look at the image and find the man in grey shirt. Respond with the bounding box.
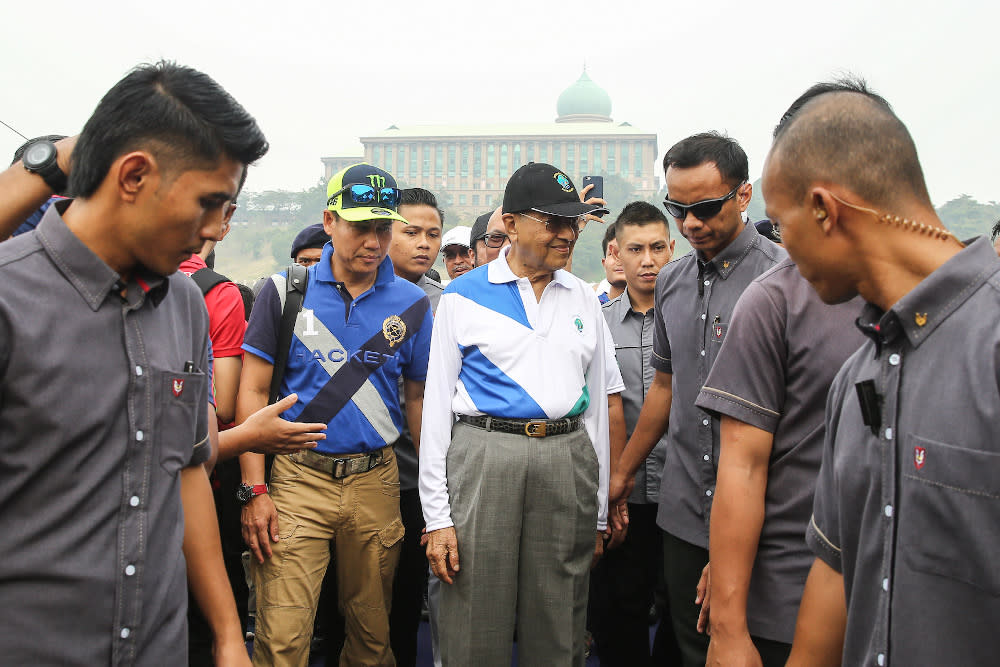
[0,62,268,666]
[610,132,786,667]
[768,82,1000,667]
[694,257,863,666]
[592,201,680,666]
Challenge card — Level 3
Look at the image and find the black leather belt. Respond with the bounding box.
[458,414,584,438]
[289,446,390,479]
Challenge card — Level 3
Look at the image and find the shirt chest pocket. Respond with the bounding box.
[898,435,1000,595]
[152,367,207,476]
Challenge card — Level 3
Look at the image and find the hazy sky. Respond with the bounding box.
[3,0,996,206]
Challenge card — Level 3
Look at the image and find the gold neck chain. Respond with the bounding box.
[829,193,962,245]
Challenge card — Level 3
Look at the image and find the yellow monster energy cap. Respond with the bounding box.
[325,162,409,224]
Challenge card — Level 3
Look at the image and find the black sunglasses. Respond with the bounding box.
[663,183,744,222]
[327,184,401,210]
[475,231,509,248]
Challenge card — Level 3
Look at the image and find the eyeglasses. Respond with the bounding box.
[663,183,744,222]
[443,246,472,260]
[518,212,584,235]
[327,183,401,210]
[476,232,509,248]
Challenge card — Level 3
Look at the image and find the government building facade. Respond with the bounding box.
[321,70,659,222]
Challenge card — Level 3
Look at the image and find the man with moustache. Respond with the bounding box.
[420,162,619,665]
[610,133,785,667]
[440,225,475,280]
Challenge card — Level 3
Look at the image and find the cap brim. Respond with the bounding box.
[533,202,610,217]
[335,206,409,224]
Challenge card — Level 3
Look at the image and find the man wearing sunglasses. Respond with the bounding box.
[470,207,511,266]
[610,133,786,667]
[420,162,622,665]
[238,163,434,666]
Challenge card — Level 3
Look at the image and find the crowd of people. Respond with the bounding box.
[0,61,997,667]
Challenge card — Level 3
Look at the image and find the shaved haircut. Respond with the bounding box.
[770,80,931,210]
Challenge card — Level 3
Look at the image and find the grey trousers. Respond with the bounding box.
[438,422,599,667]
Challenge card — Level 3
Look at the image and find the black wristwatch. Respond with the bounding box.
[237,483,269,506]
[22,139,68,194]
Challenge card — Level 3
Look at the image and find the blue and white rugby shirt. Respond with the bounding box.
[419,246,623,531]
[243,243,432,455]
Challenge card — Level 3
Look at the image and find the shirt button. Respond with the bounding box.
[703,280,710,286]
[703,454,710,461]
[705,489,713,497]
[888,353,900,366]
[129,496,140,507]
[882,577,889,591]
[125,564,136,576]
[120,628,131,639]
[135,365,143,376]
[702,419,709,426]
[884,505,893,517]
[136,430,144,442]
[877,653,885,666]
[885,428,894,440]
[700,350,706,356]
[701,313,706,320]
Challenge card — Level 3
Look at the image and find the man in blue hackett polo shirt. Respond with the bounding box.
[237,163,433,667]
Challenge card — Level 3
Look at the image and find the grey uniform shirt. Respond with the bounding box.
[603,289,663,504]
[695,259,864,643]
[397,273,443,491]
[651,222,786,547]
[808,236,1000,667]
[0,204,211,666]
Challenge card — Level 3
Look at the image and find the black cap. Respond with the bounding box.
[503,162,609,218]
[754,219,781,243]
[290,223,329,258]
[470,211,492,243]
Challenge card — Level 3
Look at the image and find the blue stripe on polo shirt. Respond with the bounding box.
[446,265,531,330]
[459,344,546,418]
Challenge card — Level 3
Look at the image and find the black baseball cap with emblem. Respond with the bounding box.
[503,162,609,218]
[326,162,408,224]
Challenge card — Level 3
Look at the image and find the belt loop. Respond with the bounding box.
[484,416,493,432]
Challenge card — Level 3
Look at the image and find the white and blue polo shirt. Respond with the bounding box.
[243,243,432,455]
[419,246,623,531]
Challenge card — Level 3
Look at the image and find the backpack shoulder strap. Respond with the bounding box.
[268,263,309,404]
[190,267,231,296]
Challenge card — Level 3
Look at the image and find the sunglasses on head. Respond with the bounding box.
[327,183,401,210]
[663,182,744,222]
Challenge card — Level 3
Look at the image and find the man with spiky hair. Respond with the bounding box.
[0,61,268,665]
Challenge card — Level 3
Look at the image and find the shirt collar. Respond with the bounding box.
[856,236,1000,350]
[314,241,396,288]
[36,200,168,312]
[697,221,760,279]
[487,244,575,288]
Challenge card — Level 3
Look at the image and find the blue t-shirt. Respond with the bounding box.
[243,243,432,455]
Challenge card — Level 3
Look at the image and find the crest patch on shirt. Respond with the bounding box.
[172,379,185,397]
[914,445,926,470]
[382,315,406,347]
[574,316,584,333]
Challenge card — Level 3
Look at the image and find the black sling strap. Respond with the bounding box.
[269,263,309,405]
[190,267,231,296]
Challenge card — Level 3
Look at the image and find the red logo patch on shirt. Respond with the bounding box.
[914,446,926,470]
[713,323,723,339]
[172,379,185,397]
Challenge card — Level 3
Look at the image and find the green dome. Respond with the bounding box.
[556,70,612,122]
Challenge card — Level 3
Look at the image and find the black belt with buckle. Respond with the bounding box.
[289,446,390,479]
[458,414,584,438]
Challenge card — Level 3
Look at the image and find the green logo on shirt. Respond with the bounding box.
[574,317,583,333]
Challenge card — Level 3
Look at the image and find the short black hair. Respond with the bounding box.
[770,78,930,208]
[11,135,67,166]
[991,218,1000,243]
[601,222,618,257]
[69,61,269,198]
[614,201,670,232]
[399,187,444,224]
[663,132,748,189]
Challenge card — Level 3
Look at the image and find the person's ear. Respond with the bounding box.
[116,151,156,203]
[322,209,337,236]
[812,189,836,234]
[502,213,517,241]
[737,181,753,213]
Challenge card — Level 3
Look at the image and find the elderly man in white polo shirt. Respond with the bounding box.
[419,162,621,666]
